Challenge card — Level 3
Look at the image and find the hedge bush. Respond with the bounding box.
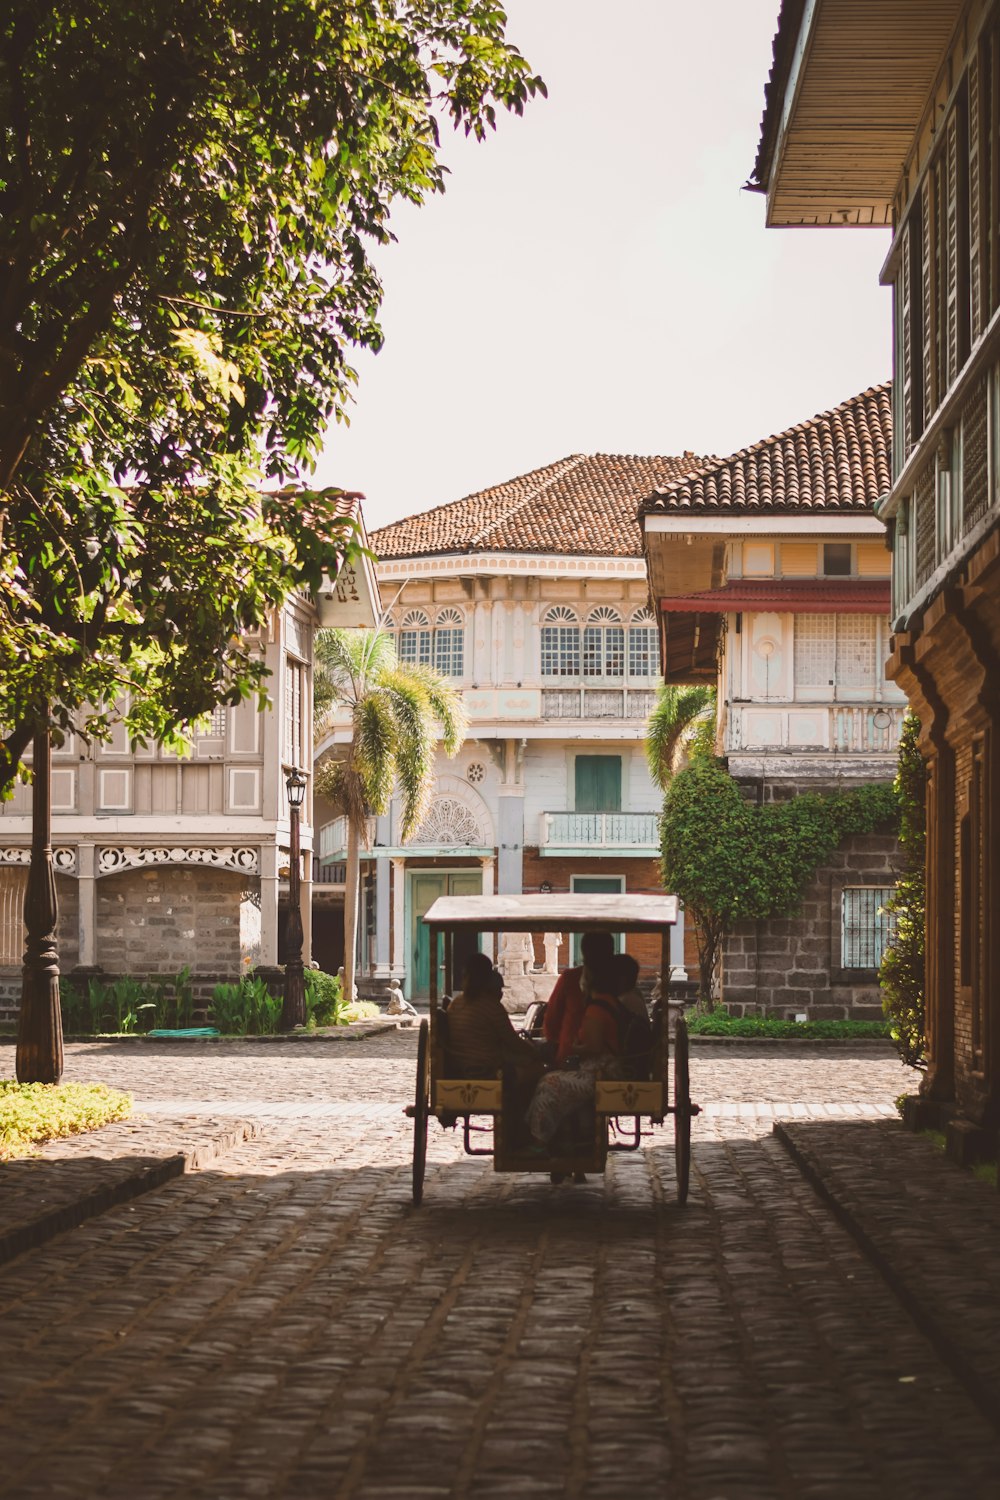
[0,1081,132,1159]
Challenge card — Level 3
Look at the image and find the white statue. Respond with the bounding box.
[385,979,418,1017]
[542,932,562,975]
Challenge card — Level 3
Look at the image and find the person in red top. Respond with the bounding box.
[527,947,623,1147]
[542,930,615,1065]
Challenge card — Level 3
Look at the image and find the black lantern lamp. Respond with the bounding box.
[280,766,308,1030]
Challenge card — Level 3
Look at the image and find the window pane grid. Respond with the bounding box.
[628,625,658,678]
[399,629,431,666]
[541,626,579,676]
[842,886,894,967]
[433,627,464,677]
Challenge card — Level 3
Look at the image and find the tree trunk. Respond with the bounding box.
[343,816,361,1006]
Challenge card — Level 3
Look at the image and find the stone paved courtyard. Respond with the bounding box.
[1,1036,998,1498]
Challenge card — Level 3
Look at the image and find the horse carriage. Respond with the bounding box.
[405,892,699,1205]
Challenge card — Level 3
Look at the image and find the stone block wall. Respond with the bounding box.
[96,866,245,980]
[722,775,900,1019]
[724,830,899,1018]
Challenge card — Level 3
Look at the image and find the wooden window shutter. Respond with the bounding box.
[921,171,936,413]
[945,110,960,387]
[898,221,915,459]
[970,50,983,341]
[990,23,1000,317]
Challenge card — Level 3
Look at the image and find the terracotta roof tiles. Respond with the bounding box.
[371,452,711,561]
[643,384,892,516]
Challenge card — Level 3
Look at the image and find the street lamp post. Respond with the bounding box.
[17,717,64,1083]
[280,766,308,1031]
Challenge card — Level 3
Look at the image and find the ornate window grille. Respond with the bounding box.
[842,887,894,968]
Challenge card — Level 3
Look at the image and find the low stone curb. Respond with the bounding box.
[0,1114,260,1268]
[775,1116,1000,1435]
[0,1019,413,1046]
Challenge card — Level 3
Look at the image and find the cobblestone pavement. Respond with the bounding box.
[1,1038,998,1498]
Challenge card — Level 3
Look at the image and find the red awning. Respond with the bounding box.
[660,579,891,614]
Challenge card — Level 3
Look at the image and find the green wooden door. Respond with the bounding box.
[570,875,623,965]
[574,755,622,812]
[411,871,483,998]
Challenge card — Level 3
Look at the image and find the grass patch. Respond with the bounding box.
[972,1160,998,1188]
[903,1118,998,1189]
[684,1006,891,1040]
[0,1081,132,1160]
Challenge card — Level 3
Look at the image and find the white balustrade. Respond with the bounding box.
[539,811,660,850]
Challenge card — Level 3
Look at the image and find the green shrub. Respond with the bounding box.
[304,969,344,1027]
[209,975,282,1035]
[60,966,194,1034]
[684,1006,891,1040]
[879,712,926,1070]
[0,1081,132,1158]
[342,999,381,1022]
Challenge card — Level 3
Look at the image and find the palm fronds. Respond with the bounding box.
[646,684,716,788]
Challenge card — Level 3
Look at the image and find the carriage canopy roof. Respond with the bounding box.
[421,893,677,934]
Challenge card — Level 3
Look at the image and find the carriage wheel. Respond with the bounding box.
[673,1016,692,1206]
[412,1019,430,1206]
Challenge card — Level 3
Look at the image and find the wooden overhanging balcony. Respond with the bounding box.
[726,702,906,756]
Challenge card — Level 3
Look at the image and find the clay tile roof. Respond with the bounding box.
[642,384,892,517]
[371,452,712,561]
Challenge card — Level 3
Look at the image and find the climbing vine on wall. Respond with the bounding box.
[878,713,926,1069]
[660,758,899,1002]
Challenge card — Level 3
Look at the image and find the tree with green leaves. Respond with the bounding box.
[659,754,898,1003]
[313,627,466,1004]
[879,713,926,1069]
[0,0,543,786]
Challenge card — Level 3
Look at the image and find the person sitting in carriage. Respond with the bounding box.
[541,929,616,1065]
[445,953,545,1098]
[526,949,626,1147]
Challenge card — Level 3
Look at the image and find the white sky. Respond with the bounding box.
[313,0,893,534]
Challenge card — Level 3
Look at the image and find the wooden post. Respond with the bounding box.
[16,721,64,1084]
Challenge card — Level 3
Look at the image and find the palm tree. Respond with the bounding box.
[646,684,717,1003]
[645,684,717,790]
[313,627,467,1004]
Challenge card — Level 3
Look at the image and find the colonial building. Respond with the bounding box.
[641,384,906,1017]
[0,504,381,1017]
[641,387,905,1020]
[316,454,708,1001]
[751,0,1000,1139]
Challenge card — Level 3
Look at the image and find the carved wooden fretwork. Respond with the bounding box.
[97,846,260,876]
[412,797,483,847]
[0,847,76,873]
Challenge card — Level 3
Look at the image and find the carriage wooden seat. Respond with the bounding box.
[431,1007,503,1113]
